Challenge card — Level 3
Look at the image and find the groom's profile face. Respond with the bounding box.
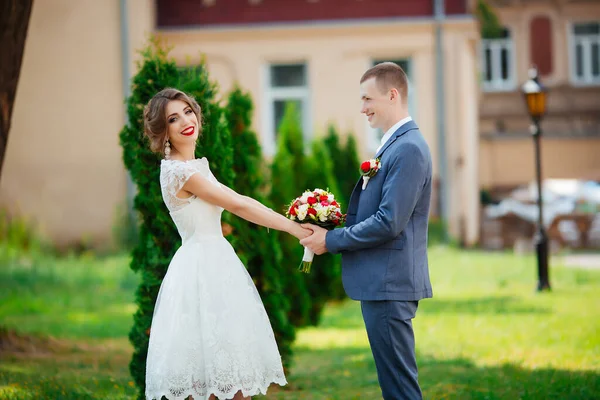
[360,77,393,131]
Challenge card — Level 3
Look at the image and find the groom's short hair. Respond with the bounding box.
[360,62,408,102]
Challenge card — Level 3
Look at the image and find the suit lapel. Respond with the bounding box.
[375,120,418,159]
[346,120,419,217]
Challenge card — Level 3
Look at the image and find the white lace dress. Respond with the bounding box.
[145,158,287,400]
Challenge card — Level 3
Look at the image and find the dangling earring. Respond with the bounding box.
[164,140,171,160]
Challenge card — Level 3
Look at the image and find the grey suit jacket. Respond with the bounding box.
[326,120,433,301]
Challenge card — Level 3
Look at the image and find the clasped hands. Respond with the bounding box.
[298,224,329,255]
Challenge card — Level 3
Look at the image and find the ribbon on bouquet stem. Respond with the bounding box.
[299,246,314,273]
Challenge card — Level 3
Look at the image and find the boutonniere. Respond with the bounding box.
[360,158,381,190]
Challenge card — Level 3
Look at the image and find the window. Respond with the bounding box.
[570,22,600,85]
[481,28,515,91]
[367,59,417,154]
[263,63,310,155]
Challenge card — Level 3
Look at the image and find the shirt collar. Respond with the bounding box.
[380,116,413,147]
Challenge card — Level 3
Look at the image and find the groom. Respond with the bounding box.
[301,62,433,400]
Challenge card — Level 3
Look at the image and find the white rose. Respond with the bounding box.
[327,194,334,202]
[297,204,309,220]
[370,159,376,169]
[315,204,327,221]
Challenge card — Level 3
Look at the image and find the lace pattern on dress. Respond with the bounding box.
[160,158,211,212]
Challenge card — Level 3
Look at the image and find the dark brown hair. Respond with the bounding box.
[360,62,408,103]
[143,88,202,154]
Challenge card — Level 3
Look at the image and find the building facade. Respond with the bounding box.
[479,0,600,195]
[4,0,596,248]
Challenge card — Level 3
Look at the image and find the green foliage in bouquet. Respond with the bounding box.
[224,86,295,368]
[119,37,234,399]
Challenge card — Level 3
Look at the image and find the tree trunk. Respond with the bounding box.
[0,0,34,177]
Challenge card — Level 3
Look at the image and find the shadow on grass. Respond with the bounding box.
[319,295,550,330]
[418,354,600,400]
[1,335,597,400]
[420,296,551,315]
[271,347,600,400]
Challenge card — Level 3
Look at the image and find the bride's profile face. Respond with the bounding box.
[165,99,199,149]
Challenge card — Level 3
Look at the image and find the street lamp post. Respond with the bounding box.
[522,67,551,291]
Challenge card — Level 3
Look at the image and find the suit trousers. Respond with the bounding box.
[360,300,422,400]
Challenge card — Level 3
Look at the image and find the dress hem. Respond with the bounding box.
[146,376,288,400]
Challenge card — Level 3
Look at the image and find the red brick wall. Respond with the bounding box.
[529,15,553,76]
[445,0,467,15]
[157,0,468,28]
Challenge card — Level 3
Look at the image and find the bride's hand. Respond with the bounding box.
[291,223,313,240]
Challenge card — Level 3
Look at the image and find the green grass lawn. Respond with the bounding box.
[1,246,599,399]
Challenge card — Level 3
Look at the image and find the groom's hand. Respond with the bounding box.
[300,225,329,255]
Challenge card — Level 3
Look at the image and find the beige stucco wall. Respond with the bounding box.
[159,18,481,245]
[159,22,438,158]
[480,138,600,188]
[0,0,154,247]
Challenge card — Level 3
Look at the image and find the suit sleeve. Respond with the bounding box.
[326,143,427,254]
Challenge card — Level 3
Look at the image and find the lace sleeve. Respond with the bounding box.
[160,160,209,211]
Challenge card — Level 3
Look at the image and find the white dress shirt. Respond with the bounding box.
[376,116,413,154]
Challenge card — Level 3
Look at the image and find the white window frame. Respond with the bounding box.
[480,35,516,92]
[366,58,417,154]
[568,21,600,86]
[262,63,311,156]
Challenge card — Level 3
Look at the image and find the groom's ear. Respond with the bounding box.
[389,88,400,102]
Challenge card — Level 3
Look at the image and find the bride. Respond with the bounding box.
[142,88,309,400]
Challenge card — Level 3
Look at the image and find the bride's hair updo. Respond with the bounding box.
[143,88,203,155]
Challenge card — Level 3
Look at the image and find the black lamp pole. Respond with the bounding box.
[523,67,551,292]
[531,120,550,291]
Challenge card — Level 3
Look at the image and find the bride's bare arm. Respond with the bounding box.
[220,185,285,220]
[182,173,309,239]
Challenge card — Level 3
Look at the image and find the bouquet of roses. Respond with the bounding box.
[286,188,345,273]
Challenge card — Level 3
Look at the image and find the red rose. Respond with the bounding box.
[361,161,371,172]
[319,195,328,202]
[331,201,339,207]
[307,197,317,205]
[288,206,297,216]
[307,208,317,216]
[336,211,342,217]
[321,200,329,207]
